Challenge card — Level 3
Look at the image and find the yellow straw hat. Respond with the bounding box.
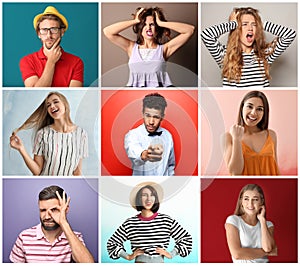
[33,6,68,31]
[129,181,164,209]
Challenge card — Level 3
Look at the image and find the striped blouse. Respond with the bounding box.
[201,21,296,87]
[33,125,88,176]
[9,223,84,263]
[107,212,192,261]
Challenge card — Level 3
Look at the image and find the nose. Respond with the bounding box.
[250,108,257,115]
[149,117,154,124]
[45,210,51,219]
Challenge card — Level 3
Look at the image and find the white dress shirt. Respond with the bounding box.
[124,124,175,176]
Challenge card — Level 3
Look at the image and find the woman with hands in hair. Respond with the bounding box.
[103,7,194,87]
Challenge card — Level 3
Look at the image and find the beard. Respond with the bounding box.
[40,218,60,231]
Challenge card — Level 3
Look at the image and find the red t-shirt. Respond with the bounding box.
[20,48,84,87]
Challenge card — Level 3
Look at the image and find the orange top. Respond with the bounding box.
[242,133,279,175]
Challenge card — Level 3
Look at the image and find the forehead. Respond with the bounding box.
[145,16,154,23]
[47,94,60,102]
[244,97,263,107]
[241,14,256,22]
[39,19,60,28]
[39,198,59,209]
[144,107,162,116]
[243,189,260,198]
[141,187,152,194]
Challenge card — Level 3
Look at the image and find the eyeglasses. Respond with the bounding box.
[39,27,61,35]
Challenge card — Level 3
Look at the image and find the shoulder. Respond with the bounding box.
[268,129,277,141]
[266,220,274,228]
[126,124,143,135]
[18,225,38,238]
[62,50,83,63]
[225,214,240,226]
[75,126,87,135]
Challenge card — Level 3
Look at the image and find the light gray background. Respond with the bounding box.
[201,2,297,87]
[3,90,99,176]
[102,2,198,87]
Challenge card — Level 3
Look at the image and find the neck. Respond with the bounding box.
[41,227,63,243]
[140,39,157,49]
[52,120,74,133]
[242,213,258,226]
[244,125,262,134]
[141,209,154,218]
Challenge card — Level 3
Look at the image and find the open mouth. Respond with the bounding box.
[247,115,257,122]
[146,30,153,37]
[51,108,59,114]
[246,33,254,42]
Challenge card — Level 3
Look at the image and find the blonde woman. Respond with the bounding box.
[10,92,88,175]
[225,184,277,262]
[201,7,296,87]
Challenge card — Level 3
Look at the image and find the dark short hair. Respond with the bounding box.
[142,92,167,116]
[38,185,66,201]
[133,7,170,45]
[238,90,269,130]
[135,185,160,213]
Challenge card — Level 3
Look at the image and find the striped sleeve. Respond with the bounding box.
[201,21,237,67]
[170,219,193,258]
[264,21,296,64]
[107,223,128,260]
[9,235,26,263]
[33,128,45,155]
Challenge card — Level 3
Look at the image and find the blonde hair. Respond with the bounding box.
[222,7,277,82]
[234,184,265,216]
[14,91,73,134]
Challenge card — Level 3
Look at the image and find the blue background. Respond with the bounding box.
[3,2,98,87]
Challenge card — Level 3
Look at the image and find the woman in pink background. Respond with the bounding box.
[223,90,279,175]
[201,90,297,176]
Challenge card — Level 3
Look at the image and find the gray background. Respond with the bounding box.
[201,2,297,87]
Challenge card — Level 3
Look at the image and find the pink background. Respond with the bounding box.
[201,90,297,175]
[101,90,198,176]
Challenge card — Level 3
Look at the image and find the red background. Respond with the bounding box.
[101,90,198,176]
[201,178,297,262]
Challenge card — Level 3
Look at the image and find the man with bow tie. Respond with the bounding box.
[124,93,175,176]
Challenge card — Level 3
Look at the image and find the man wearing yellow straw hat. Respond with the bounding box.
[20,6,83,87]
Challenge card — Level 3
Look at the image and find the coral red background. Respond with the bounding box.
[101,90,198,176]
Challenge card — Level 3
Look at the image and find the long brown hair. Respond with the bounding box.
[14,91,73,134]
[234,184,265,216]
[132,7,171,45]
[222,7,276,82]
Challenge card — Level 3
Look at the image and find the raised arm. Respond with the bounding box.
[155,13,194,59]
[264,21,296,64]
[50,191,94,263]
[222,125,245,175]
[10,133,44,175]
[201,19,237,67]
[103,9,145,56]
[257,206,277,253]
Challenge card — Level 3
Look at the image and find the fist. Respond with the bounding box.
[230,124,244,140]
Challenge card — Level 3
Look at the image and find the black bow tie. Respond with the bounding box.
[148,131,162,136]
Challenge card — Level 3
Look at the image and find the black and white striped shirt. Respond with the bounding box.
[107,213,192,260]
[33,126,88,175]
[201,21,296,87]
